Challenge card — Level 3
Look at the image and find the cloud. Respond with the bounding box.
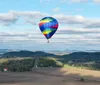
[11,11,47,18]
[84,20,100,28]
[0,11,48,26]
[0,12,17,26]
[0,31,44,41]
[52,7,60,12]
[0,11,100,28]
[70,0,88,3]
[53,14,100,28]
[57,27,100,34]
[93,0,100,3]
[10,11,48,25]
[56,14,100,28]
[0,32,28,37]
[0,29,100,51]
[59,0,89,3]
[60,0,67,3]
[40,0,53,3]
[1,29,100,42]
[25,19,37,25]
[53,14,86,25]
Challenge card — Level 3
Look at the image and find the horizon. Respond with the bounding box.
[0,0,100,51]
[0,48,100,53]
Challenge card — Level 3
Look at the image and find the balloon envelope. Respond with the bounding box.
[39,17,58,39]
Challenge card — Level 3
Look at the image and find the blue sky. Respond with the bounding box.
[0,0,100,51]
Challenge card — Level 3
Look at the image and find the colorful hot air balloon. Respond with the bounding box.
[39,17,58,43]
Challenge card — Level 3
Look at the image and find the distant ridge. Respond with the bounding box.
[60,52,100,61]
[1,50,100,60]
[1,50,57,58]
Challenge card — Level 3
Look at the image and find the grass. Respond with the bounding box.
[0,59,9,64]
[63,64,73,68]
[63,64,92,70]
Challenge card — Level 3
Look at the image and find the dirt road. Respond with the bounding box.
[0,68,100,85]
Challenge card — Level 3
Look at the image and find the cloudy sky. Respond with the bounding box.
[0,0,100,51]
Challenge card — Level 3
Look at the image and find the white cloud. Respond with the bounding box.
[0,28,100,43]
[57,26,100,33]
[0,28,100,51]
[0,11,100,46]
[40,0,53,3]
[0,10,100,50]
[8,11,88,26]
[84,19,100,28]
[0,12,17,26]
[70,0,88,3]
[60,0,67,3]
[53,14,86,24]
[52,7,60,12]
[53,14,100,28]
[10,11,49,25]
[11,11,47,18]
[0,11,100,28]
[93,0,100,3]
[59,0,89,3]
[40,0,100,4]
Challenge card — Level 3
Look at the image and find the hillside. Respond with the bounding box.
[60,52,100,70]
[61,52,100,61]
[1,51,100,70]
[1,50,57,58]
[1,51,100,62]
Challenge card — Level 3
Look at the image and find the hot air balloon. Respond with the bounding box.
[39,17,58,43]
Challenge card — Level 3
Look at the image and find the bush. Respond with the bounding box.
[0,58,35,72]
[0,57,63,72]
[79,77,85,82]
[38,57,63,67]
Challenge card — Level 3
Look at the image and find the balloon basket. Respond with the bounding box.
[47,40,49,43]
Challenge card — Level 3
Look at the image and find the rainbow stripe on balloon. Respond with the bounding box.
[39,17,58,39]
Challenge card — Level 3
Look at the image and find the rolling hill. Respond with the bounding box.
[61,52,100,61]
[1,50,57,58]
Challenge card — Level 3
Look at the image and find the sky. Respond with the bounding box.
[0,0,100,52]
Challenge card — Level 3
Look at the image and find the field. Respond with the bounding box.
[0,68,100,85]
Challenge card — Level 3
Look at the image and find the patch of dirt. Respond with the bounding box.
[0,68,100,85]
